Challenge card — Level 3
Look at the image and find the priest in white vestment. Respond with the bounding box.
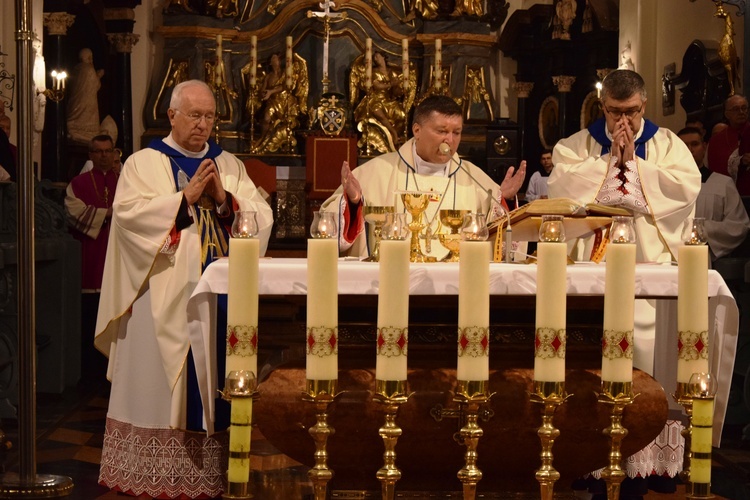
[321,95,527,259]
[95,80,273,499]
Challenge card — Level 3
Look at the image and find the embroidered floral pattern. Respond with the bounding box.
[457,326,489,358]
[535,327,566,359]
[377,326,408,357]
[602,329,634,360]
[306,326,338,357]
[226,324,258,357]
[596,157,648,214]
[678,330,709,361]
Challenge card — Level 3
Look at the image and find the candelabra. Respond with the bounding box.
[303,379,338,500]
[38,69,67,102]
[373,380,410,500]
[597,381,637,500]
[530,381,569,500]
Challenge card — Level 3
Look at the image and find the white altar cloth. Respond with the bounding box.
[187,258,739,448]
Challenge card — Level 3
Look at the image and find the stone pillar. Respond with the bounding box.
[42,12,74,182]
[512,81,534,160]
[552,75,576,140]
[106,32,139,158]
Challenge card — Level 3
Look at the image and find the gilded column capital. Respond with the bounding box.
[107,33,141,54]
[552,75,576,93]
[512,82,534,99]
[43,12,75,36]
[596,68,615,81]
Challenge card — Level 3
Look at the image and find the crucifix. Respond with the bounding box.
[307,0,347,94]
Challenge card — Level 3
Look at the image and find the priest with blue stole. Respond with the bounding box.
[95,79,273,499]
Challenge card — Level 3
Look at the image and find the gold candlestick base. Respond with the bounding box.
[598,381,638,500]
[454,380,493,500]
[221,371,259,500]
[530,381,569,500]
[374,380,411,500]
[303,379,339,500]
[674,382,695,496]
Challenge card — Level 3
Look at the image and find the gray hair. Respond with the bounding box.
[600,69,647,102]
[170,80,214,110]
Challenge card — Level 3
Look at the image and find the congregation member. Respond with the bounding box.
[550,68,700,499]
[707,94,749,177]
[95,79,273,499]
[678,126,750,260]
[64,134,119,381]
[321,95,527,258]
[524,149,554,201]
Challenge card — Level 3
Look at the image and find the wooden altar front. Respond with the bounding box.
[187,259,739,495]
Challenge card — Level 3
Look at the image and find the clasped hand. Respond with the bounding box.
[184,159,226,207]
[611,116,635,165]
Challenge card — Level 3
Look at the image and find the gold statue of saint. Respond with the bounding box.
[253,53,309,153]
[407,0,439,19]
[452,0,483,17]
[350,51,416,154]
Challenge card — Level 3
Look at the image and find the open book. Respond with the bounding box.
[490,198,631,261]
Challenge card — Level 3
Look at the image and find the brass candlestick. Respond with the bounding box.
[374,379,411,500]
[438,209,470,262]
[455,380,492,500]
[303,379,339,500]
[674,381,695,496]
[363,206,395,262]
[530,381,569,500]
[598,381,637,500]
[221,370,259,500]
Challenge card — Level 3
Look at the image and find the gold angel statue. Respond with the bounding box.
[350,51,417,154]
[252,53,309,154]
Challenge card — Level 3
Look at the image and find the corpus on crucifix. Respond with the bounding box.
[307,0,348,95]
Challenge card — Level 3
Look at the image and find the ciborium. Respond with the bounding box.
[438,209,469,262]
[400,191,435,263]
[363,205,395,262]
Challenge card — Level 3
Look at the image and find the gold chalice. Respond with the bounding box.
[363,205,395,262]
[400,191,435,263]
[438,209,470,262]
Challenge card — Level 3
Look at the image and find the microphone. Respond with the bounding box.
[439,143,514,262]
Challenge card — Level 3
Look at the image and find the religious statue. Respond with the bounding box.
[460,67,494,122]
[253,53,309,154]
[406,0,439,20]
[67,48,109,144]
[206,0,239,18]
[452,0,483,17]
[715,1,740,96]
[554,0,576,40]
[350,51,416,154]
[204,44,238,123]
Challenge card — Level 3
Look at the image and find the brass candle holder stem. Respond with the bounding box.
[248,84,257,153]
[454,381,492,500]
[674,382,695,496]
[530,381,569,500]
[303,379,339,500]
[374,380,410,500]
[598,382,637,500]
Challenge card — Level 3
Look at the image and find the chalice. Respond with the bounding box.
[363,205,395,262]
[400,191,434,263]
[438,209,469,262]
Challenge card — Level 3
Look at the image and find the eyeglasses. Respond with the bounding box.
[90,148,114,154]
[727,105,749,113]
[174,109,216,124]
[602,103,644,120]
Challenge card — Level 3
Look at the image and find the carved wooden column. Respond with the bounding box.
[512,81,534,160]
[552,75,575,140]
[42,12,74,182]
[107,32,139,158]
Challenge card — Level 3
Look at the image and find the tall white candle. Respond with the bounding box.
[402,39,409,92]
[458,240,491,381]
[306,239,339,380]
[365,38,373,89]
[376,239,410,381]
[691,396,714,484]
[285,36,293,87]
[534,242,567,383]
[677,245,709,383]
[601,243,636,383]
[249,35,257,87]
[434,38,442,90]
[226,238,259,379]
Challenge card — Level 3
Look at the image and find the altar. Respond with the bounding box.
[186,258,739,492]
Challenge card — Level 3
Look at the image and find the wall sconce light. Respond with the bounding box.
[39,69,67,102]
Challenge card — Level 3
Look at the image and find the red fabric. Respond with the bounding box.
[708,123,750,176]
[342,197,364,243]
[69,169,119,289]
